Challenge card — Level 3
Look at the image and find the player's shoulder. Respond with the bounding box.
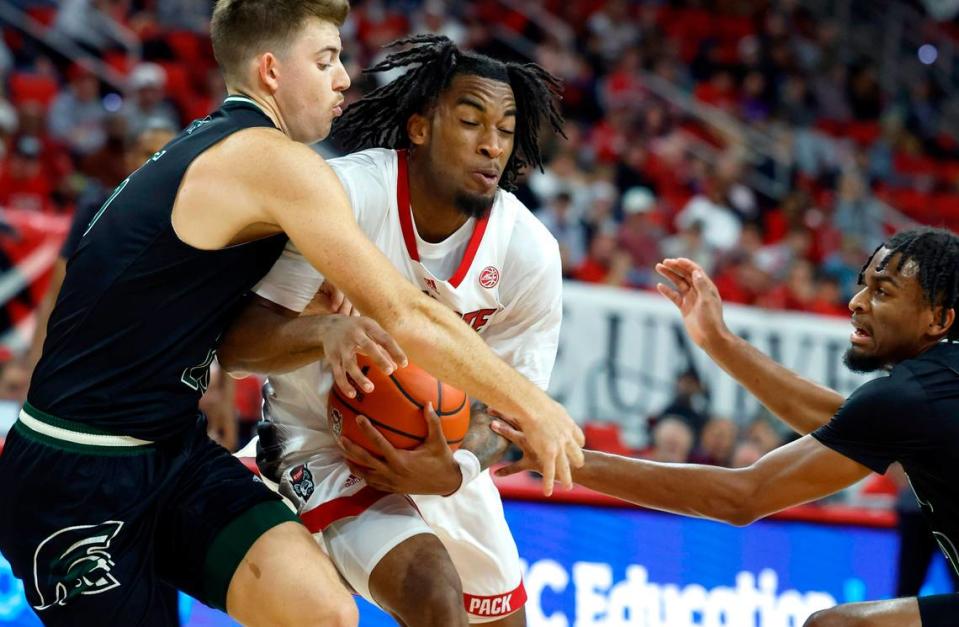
[496,189,560,266]
[846,365,926,414]
[893,342,959,401]
[328,148,396,180]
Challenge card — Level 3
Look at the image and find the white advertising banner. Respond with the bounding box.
[549,282,874,440]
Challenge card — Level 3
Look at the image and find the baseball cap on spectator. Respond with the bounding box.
[622,186,656,215]
[129,63,166,91]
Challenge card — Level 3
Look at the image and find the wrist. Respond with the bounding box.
[444,449,481,497]
[702,324,736,354]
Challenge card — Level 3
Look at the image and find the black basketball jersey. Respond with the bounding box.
[813,341,959,579]
[29,96,288,440]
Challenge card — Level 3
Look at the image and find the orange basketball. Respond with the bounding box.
[328,355,470,456]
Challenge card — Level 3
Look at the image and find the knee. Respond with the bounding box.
[400,557,463,609]
[285,594,358,627]
[804,608,850,627]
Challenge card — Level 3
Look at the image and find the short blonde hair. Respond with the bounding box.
[211,0,350,85]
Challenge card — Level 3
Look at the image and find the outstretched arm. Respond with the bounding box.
[218,294,404,399]
[656,258,846,435]
[494,422,872,526]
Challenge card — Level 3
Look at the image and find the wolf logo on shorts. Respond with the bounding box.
[290,465,315,500]
[32,520,124,611]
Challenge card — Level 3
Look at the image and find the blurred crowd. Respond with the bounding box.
[0,0,958,472]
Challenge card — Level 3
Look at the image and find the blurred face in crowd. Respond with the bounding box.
[125,128,176,173]
[700,418,737,465]
[0,362,28,402]
[408,73,515,218]
[652,418,694,464]
[845,249,953,372]
[268,18,350,144]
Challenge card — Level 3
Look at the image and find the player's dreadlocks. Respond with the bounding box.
[332,34,565,191]
[858,226,959,341]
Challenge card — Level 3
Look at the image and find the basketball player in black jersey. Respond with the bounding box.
[0,1,583,625]
[496,227,959,627]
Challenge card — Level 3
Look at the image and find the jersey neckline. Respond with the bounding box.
[395,149,490,288]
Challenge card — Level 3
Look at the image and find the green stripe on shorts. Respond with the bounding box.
[202,500,300,611]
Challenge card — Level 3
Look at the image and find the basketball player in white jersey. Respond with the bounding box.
[217,36,566,626]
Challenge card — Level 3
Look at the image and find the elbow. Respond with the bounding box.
[712,471,761,527]
[379,297,439,348]
[215,337,252,377]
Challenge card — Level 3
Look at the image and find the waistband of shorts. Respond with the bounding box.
[15,401,156,453]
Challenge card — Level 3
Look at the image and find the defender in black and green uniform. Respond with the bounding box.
[0,96,297,625]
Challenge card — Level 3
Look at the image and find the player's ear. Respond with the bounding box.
[407,113,429,147]
[257,53,281,93]
[929,306,956,340]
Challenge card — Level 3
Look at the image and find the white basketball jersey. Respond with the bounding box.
[253,148,562,456]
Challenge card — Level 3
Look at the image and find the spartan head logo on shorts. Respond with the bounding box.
[290,465,315,500]
[479,266,500,289]
[32,520,124,611]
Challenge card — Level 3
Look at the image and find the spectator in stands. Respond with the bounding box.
[411,0,466,47]
[572,224,630,287]
[47,62,107,156]
[823,235,870,301]
[586,0,638,65]
[712,251,771,305]
[744,414,787,455]
[691,417,738,466]
[79,113,130,190]
[676,174,742,251]
[808,271,849,317]
[661,220,718,275]
[0,93,16,161]
[0,136,52,213]
[154,0,213,32]
[121,62,179,137]
[812,63,852,122]
[755,226,813,280]
[758,258,817,312]
[53,0,137,56]
[0,360,28,402]
[643,416,695,464]
[729,440,763,468]
[616,186,662,284]
[537,189,587,275]
[0,35,11,79]
[833,167,886,251]
[656,369,710,439]
[848,63,883,121]
[580,180,618,244]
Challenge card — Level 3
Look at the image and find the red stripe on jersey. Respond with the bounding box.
[395,149,491,285]
[448,214,489,288]
[299,485,388,533]
[396,149,419,261]
[463,580,528,617]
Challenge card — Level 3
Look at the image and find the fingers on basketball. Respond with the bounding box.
[328,356,469,458]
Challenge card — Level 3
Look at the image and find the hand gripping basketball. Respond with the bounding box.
[339,404,466,496]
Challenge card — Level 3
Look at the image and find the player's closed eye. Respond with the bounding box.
[461,120,480,127]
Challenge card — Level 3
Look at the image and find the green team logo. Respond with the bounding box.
[181,349,216,392]
[32,521,124,610]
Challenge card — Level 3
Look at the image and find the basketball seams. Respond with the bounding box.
[330,387,464,445]
[388,374,426,410]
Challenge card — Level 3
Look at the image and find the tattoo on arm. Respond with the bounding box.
[462,401,511,470]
